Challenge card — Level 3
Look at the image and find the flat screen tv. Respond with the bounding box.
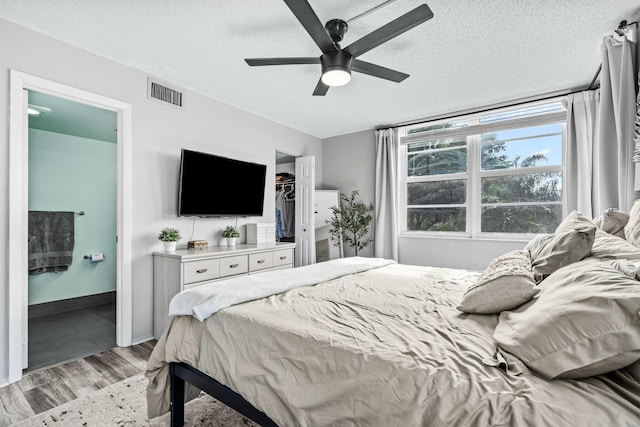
[178,149,267,217]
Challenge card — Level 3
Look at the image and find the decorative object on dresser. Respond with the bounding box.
[157,227,181,253]
[188,240,208,250]
[152,242,296,339]
[246,223,276,244]
[222,225,240,246]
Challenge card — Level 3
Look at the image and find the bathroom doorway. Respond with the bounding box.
[26,90,118,371]
[8,70,133,384]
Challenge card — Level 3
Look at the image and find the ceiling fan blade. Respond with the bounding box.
[352,59,409,82]
[245,57,320,66]
[312,79,330,96]
[344,4,434,58]
[283,0,336,53]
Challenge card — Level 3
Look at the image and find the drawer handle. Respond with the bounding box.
[257,259,266,264]
[279,256,287,260]
[229,263,239,268]
[196,269,208,274]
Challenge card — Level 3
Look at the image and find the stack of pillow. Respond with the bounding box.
[458,202,640,380]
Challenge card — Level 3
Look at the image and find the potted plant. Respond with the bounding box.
[158,227,181,252]
[222,225,240,246]
[326,190,373,256]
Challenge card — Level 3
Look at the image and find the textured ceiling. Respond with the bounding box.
[2,1,639,139]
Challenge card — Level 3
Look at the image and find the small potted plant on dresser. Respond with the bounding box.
[222,225,240,246]
[158,227,181,252]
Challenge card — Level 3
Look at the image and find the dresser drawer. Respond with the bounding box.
[183,258,220,285]
[219,255,249,277]
[249,252,274,272]
[272,248,294,267]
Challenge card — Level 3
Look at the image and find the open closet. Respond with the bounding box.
[275,151,343,264]
[276,152,296,243]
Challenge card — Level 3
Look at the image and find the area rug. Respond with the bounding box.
[13,372,258,426]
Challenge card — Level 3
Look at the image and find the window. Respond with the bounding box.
[399,100,566,237]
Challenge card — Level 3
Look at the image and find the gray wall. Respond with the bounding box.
[322,129,376,257]
[322,129,527,268]
[0,18,322,384]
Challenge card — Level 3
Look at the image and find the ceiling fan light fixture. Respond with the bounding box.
[243,1,434,95]
[320,51,353,87]
[322,68,351,86]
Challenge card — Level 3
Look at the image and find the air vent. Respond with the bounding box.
[147,78,183,108]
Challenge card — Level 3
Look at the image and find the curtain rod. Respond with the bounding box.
[376,87,584,131]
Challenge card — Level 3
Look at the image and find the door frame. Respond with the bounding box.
[8,70,133,383]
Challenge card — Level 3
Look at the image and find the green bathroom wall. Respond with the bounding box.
[28,128,117,305]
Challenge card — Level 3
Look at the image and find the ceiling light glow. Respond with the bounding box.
[321,69,352,87]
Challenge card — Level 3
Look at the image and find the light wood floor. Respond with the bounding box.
[0,340,156,426]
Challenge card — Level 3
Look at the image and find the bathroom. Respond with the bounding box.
[26,90,118,371]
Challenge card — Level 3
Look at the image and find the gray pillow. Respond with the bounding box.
[457,250,538,314]
[555,210,640,260]
[594,208,629,237]
[494,257,640,380]
[525,225,596,283]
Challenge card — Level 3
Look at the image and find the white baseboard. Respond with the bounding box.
[131,334,155,346]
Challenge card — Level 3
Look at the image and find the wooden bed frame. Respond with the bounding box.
[169,362,279,427]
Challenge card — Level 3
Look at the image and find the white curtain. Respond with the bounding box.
[563,91,600,218]
[564,26,639,216]
[597,26,639,211]
[374,128,399,261]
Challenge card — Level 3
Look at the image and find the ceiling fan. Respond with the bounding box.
[244,0,434,96]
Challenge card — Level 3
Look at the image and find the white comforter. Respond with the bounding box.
[169,256,396,321]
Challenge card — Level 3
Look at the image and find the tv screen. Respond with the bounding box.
[178,149,267,217]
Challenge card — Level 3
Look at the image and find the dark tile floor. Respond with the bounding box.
[27,302,116,372]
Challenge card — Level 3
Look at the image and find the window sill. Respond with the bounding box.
[398,232,531,244]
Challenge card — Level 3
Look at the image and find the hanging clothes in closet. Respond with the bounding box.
[276,173,295,242]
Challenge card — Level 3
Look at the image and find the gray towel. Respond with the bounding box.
[28,211,75,274]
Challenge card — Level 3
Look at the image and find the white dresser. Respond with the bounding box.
[153,242,295,339]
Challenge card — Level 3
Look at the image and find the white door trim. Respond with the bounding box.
[8,70,133,384]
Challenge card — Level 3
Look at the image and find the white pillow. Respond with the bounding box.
[494,257,640,379]
[457,250,538,315]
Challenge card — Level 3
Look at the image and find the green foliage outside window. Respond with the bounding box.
[406,131,562,233]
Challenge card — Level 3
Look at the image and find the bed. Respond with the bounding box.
[145,209,640,426]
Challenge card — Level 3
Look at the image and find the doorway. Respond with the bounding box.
[8,70,133,384]
[26,90,118,371]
